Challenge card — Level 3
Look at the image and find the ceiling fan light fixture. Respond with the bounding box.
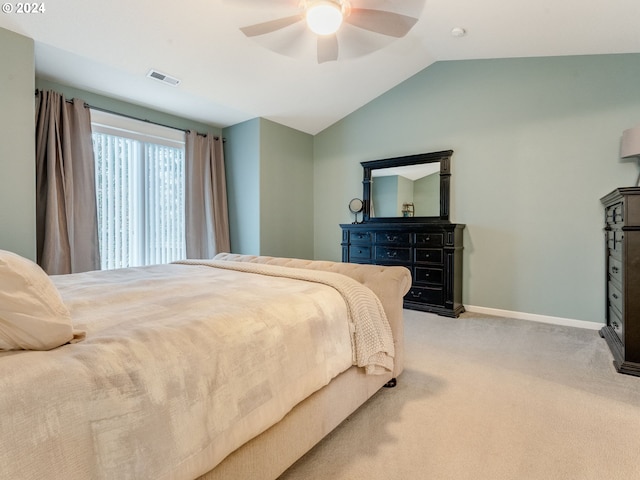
[306,1,344,36]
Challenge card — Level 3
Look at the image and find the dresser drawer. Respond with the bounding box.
[405,286,443,305]
[615,230,624,254]
[349,245,371,261]
[375,247,411,263]
[608,229,623,258]
[609,306,624,343]
[609,256,622,285]
[607,229,615,251]
[608,280,623,315]
[415,233,444,247]
[414,267,443,285]
[374,232,411,245]
[606,202,624,226]
[415,248,443,265]
[350,231,373,244]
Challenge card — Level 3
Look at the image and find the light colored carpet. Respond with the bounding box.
[278,310,640,480]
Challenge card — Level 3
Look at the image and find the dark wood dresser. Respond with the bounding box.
[600,187,640,376]
[340,222,465,317]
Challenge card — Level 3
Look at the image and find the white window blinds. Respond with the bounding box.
[91,110,186,270]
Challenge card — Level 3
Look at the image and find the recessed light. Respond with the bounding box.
[451,27,466,37]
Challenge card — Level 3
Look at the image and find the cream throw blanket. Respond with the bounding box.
[0,261,393,480]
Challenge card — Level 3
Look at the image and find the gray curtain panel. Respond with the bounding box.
[185,132,231,258]
[35,90,100,274]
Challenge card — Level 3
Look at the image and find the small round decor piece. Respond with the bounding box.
[348,198,363,214]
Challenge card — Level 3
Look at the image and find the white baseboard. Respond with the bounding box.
[464,305,603,331]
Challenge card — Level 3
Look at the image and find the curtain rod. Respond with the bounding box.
[35,89,223,141]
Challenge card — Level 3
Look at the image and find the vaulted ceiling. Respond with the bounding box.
[1,0,638,134]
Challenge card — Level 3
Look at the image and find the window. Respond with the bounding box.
[91,110,186,270]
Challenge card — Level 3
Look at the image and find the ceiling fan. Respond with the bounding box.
[233,0,425,63]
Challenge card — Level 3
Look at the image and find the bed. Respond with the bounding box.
[0,251,411,480]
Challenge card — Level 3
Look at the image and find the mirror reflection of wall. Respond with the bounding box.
[371,165,440,217]
[372,175,403,217]
[413,172,439,216]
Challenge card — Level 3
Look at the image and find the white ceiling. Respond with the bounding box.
[1,0,639,135]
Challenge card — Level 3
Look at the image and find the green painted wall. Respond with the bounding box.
[260,119,314,259]
[223,118,261,255]
[313,54,640,323]
[0,28,35,259]
[414,173,439,216]
[397,176,413,217]
[372,176,398,217]
[223,118,314,258]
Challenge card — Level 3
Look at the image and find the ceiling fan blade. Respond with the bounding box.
[240,15,303,37]
[346,9,418,38]
[317,35,339,63]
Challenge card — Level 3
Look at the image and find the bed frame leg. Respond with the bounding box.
[383,378,397,388]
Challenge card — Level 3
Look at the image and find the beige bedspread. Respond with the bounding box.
[0,261,393,480]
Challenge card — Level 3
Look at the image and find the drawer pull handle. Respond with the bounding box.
[386,235,398,242]
[411,291,422,298]
[387,251,397,258]
[612,293,619,300]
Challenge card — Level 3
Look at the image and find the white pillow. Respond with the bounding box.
[0,250,82,351]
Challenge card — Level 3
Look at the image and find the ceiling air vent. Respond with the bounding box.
[146,69,181,87]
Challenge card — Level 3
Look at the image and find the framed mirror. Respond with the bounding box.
[361,150,453,223]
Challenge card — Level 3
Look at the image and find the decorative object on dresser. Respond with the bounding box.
[348,197,364,223]
[341,150,465,317]
[600,187,640,376]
